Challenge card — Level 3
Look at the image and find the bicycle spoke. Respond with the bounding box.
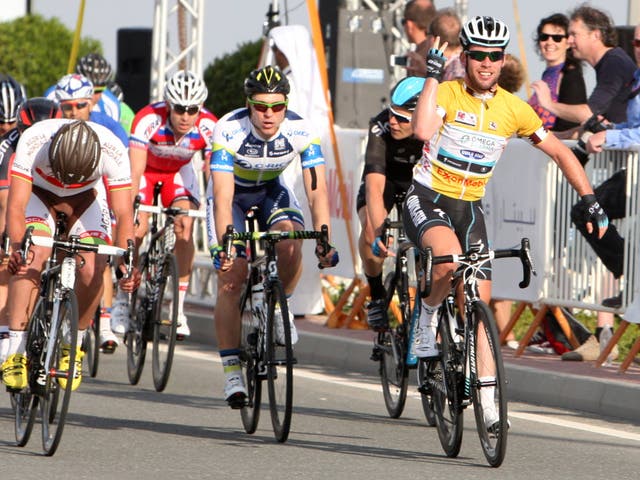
[127,254,149,385]
[152,254,179,392]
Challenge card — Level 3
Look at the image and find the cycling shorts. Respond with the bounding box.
[355,176,410,212]
[402,181,491,279]
[206,180,304,258]
[139,163,200,208]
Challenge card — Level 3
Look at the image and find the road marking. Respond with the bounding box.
[176,348,640,442]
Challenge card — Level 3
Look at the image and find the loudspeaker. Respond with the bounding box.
[116,28,152,112]
[616,25,636,62]
[319,5,394,128]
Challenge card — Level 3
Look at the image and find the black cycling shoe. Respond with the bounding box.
[602,293,622,309]
[226,392,247,409]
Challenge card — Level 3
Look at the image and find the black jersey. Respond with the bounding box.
[0,127,20,190]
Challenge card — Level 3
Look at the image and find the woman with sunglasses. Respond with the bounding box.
[118,70,218,341]
[207,65,339,408]
[529,13,586,133]
[357,76,426,331]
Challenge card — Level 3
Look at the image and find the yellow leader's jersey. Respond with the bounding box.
[413,79,548,201]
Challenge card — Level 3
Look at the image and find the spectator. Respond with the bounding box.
[530,5,634,125]
[529,13,587,132]
[498,53,525,94]
[419,8,465,81]
[401,0,436,77]
[563,23,640,362]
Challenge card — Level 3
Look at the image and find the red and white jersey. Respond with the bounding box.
[11,118,131,198]
[129,101,217,173]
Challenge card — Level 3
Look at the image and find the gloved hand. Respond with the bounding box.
[371,236,384,258]
[425,47,447,82]
[209,244,226,270]
[315,242,339,268]
[580,194,609,238]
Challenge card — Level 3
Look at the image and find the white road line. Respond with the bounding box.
[176,348,640,442]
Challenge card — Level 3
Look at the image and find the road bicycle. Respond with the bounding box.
[418,238,534,467]
[12,214,132,456]
[369,193,428,420]
[126,186,206,392]
[222,213,331,443]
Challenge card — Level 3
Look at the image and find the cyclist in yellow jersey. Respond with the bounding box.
[403,16,609,431]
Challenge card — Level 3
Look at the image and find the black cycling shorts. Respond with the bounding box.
[402,181,491,279]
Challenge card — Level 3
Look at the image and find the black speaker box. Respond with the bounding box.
[116,28,153,113]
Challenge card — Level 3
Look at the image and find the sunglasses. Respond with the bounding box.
[465,50,505,62]
[633,39,640,48]
[538,33,568,43]
[389,106,412,123]
[248,98,288,113]
[60,101,89,112]
[172,104,200,115]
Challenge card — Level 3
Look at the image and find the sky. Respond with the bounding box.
[11,1,634,97]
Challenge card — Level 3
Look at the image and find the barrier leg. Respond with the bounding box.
[346,284,369,329]
[499,301,528,344]
[550,306,580,350]
[326,277,360,328]
[515,305,547,357]
[595,320,629,367]
[619,327,640,373]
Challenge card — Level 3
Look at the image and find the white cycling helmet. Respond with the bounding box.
[460,16,510,49]
[54,73,94,101]
[163,70,208,106]
[0,74,27,123]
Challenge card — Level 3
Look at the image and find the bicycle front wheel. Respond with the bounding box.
[428,305,464,458]
[266,280,293,443]
[240,285,262,434]
[379,272,410,418]
[152,253,179,392]
[41,290,79,456]
[471,300,508,467]
[127,253,149,385]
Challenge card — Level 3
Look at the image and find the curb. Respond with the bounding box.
[185,306,640,423]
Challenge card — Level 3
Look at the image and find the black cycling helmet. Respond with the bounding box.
[76,53,113,87]
[49,120,101,185]
[390,77,426,111]
[16,97,63,133]
[460,16,510,49]
[0,74,27,123]
[244,65,290,97]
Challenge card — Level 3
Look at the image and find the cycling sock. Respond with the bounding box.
[99,308,112,333]
[478,378,497,424]
[178,282,189,314]
[0,327,9,363]
[420,301,439,335]
[7,330,27,356]
[220,349,242,377]
[366,274,386,300]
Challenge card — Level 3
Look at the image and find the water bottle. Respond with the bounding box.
[251,283,264,324]
[599,326,614,367]
[406,300,421,367]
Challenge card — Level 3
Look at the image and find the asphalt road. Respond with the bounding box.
[1,342,639,480]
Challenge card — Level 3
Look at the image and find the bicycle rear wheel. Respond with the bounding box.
[266,280,293,442]
[41,290,79,456]
[152,253,179,392]
[471,300,508,467]
[428,304,464,458]
[127,253,149,385]
[417,360,436,427]
[84,305,100,378]
[240,285,262,434]
[379,272,410,418]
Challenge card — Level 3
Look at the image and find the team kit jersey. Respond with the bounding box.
[210,108,324,188]
[414,79,547,201]
[129,101,217,206]
[11,119,131,242]
[0,128,20,190]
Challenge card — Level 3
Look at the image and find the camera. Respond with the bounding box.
[389,54,409,67]
[571,114,609,166]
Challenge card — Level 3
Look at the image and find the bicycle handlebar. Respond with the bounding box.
[422,237,536,298]
[29,234,130,257]
[137,203,206,218]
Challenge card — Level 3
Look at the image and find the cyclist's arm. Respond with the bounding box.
[129,146,147,202]
[110,187,135,249]
[365,172,387,239]
[412,77,442,141]
[212,170,235,242]
[6,176,29,250]
[302,163,331,236]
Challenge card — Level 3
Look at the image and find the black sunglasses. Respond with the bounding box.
[538,33,568,43]
[172,104,200,115]
[633,39,640,48]
[465,50,505,62]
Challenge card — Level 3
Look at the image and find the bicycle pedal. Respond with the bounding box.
[370,346,383,362]
[226,392,247,410]
[417,383,432,395]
